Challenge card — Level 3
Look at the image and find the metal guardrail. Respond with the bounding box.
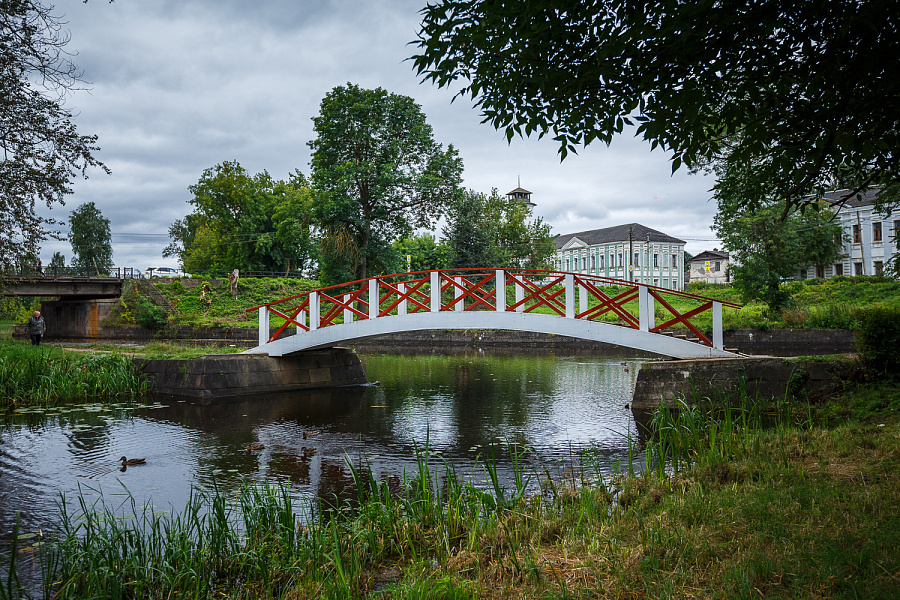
[9,266,145,279]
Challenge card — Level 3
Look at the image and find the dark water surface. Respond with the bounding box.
[0,352,649,555]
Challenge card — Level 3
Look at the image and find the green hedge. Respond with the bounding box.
[855,305,900,376]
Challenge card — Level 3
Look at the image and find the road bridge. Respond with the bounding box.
[245,269,742,359]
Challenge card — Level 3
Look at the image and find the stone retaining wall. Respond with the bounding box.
[631,357,849,410]
[135,349,369,402]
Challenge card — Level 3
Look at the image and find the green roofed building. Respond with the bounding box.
[555,223,686,290]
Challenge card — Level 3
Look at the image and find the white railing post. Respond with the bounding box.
[579,282,588,317]
[639,286,650,331]
[258,306,269,346]
[430,271,440,312]
[496,269,506,312]
[455,277,463,312]
[309,291,319,331]
[369,279,379,320]
[565,274,575,318]
[343,293,352,324]
[515,276,524,313]
[713,301,723,350]
[399,282,407,316]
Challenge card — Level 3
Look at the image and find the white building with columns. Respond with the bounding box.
[798,188,900,279]
[554,223,686,290]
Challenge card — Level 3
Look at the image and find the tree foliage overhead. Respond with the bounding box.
[1,0,107,274]
[309,83,463,282]
[69,201,112,274]
[413,1,900,211]
[165,161,316,275]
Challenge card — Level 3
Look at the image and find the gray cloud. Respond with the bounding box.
[38,0,721,269]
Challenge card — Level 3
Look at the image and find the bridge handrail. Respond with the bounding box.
[245,268,742,312]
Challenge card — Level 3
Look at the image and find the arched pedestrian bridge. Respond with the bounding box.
[244,269,742,359]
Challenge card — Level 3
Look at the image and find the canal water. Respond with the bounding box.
[0,351,650,564]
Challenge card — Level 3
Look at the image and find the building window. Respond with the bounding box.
[653,253,659,268]
[618,253,623,268]
[835,263,843,276]
[873,222,882,242]
[565,259,570,271]
[853,223,861,243]
[672,254,678,269]
[714,261,721,272]
[574,257,579,270]
[599,255,604,269]
[875,261,883,275]
[672,280,678,290]
[816,265,825,279]
[854,262,863,275]
[591,255,596,270]
[633,252,639,267]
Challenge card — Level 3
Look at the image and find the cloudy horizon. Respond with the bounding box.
[36,0,722,271]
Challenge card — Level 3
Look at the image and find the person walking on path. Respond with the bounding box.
[25,311,46,346]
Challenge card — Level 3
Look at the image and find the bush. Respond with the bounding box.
[135,296,167,329]
[854,305,900,376]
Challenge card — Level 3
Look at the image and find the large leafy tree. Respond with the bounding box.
[166,161,316,275]
[309,83,463,283]
[1,1,107,275]
[392,233,451,272]
[413,1,900,213]
[69,201,112,274]
[443,189,555,270]
[714,199,845,311]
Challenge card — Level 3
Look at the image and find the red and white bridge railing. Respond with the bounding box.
[245,269,741,357]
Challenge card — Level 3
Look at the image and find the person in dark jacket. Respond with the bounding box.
[24,311,46,345]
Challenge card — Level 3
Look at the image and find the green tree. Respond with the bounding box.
[714,199,844,311]
[309,83,464,283]
[69,202,113,275]
[443,189,555,270]
[413,1,900,214]
[1,1,108,275]
[393,233,451,272]
[443,190,502,269]
[48,251,65,271]
[167,162,315,275]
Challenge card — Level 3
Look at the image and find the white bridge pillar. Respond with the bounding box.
[455,277,463,312]
[258,306,269,346]
[496,270,506,311]
[343,293,352,324]
[309,291,319,330]
[565,274,575,318]
[430,271,440,312]
[639,286,655,332]
[369,279,379,320]
[515,275,524,313]
[399,283,407,316]
[713,301,723,350]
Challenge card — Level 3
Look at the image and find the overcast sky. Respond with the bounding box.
[39,0,722,270]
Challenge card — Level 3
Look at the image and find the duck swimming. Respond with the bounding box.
[119,456,146,466]
[246,443,265,451]
[302,431,319,439]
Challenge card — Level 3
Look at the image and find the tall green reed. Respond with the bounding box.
[0,343,147,406]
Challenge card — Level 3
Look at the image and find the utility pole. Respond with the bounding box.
[628,224,634,282]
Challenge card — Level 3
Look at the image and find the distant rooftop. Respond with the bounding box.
[556,223,685,249]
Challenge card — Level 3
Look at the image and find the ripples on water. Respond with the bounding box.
[0,352,651,554]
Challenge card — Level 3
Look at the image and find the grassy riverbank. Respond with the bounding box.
[4,379,898,599]
[0,342,148,407]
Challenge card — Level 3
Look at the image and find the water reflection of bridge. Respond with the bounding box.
[247,269,742,359]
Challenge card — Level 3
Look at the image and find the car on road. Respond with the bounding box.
[145,267,190,278]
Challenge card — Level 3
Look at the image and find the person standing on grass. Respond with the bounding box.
[25,311,46,346]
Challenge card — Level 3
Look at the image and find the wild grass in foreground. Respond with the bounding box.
[0,342,148,407]
[2,384,898,599]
